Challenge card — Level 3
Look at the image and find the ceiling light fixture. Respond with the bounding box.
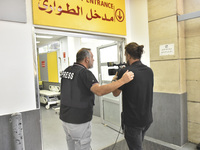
[36,35,53,39]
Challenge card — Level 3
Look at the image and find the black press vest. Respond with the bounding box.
[60,64,95,108]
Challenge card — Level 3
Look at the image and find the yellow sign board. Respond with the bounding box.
[32,0,126,35]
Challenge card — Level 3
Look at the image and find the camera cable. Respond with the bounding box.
[111,126,122,150]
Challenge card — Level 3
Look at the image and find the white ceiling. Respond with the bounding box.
[36,34,64,48]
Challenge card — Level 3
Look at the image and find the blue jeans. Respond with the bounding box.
[124,124,150,150]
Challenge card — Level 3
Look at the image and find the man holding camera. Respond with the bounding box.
[112,42,154,150]
[60,48,134,150]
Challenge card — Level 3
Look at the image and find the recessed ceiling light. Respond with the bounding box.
[36,41,40,43]
[36,35,53,39]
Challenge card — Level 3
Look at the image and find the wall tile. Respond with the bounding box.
[150,38,179,61]
[149,38,185,61]
[149,16,178,41]
[184,0,200,14]
[186,59,200,81]
[148,0,176,21]
[188,122,200,144]
[188,102,200,123]
[150,60,185,94]
[149,16,180,61]
[185,18,200,37]
[187,81,200,102]
[186,36,200,58]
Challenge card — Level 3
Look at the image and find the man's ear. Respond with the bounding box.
[127,53,131,60]
[85,57,89,63]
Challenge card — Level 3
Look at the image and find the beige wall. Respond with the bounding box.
[148,0,186,94]
[184,0,200,144]
[148,0,200,144]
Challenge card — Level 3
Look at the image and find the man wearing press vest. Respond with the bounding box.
[60,48,134,150]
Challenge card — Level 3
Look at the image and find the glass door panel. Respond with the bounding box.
[97,41,124,130]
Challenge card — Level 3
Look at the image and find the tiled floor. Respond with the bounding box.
[40,106,124,150]
[40,106,197,150]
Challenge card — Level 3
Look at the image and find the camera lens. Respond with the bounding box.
[108,69,117,75]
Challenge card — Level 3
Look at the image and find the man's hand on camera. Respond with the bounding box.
[112,72,118,82]
[121,70,134,84]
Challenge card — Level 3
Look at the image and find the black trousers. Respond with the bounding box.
[124,124,151,150]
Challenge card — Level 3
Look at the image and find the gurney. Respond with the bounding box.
[40,85,60,109]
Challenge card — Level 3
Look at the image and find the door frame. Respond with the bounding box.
[33,27,126,109]
[97,40,125,131]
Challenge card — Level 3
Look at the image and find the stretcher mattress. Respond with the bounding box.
[40,90,60,97]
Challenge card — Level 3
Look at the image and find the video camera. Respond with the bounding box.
[107,62,127,76]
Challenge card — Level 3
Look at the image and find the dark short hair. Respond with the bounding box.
[125,42,144,59]
[76,48,91,63]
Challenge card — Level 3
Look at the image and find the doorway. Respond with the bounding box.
[34,28,125,149]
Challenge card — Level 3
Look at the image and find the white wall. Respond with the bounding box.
[67,37,80,66]
[60,37,69,71]
[0,22,36,115]
[126,0,150,66]
[0,0,37,116]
